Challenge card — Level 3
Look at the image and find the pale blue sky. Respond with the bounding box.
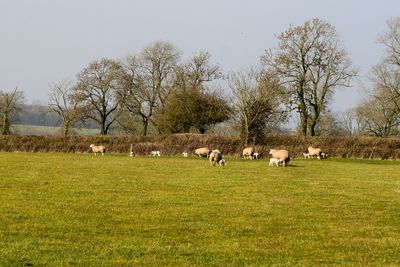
[0,0,399,111]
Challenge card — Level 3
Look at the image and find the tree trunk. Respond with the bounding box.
[298,100,308,136]
[243,128,249,147]
[142,119,148,136]
[309,110,320,136]
[100,116,107,135]
[309,120,317,136]
[2,113,10,135]
[299,114,308,136]
[243,116,249,147]
[63,123,70,138]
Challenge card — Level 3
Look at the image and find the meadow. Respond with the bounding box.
[0,152,399,266]
[10,125,99,136]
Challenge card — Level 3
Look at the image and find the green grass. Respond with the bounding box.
[0,153,399,266]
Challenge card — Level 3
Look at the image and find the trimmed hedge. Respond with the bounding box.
[1,134,400,159]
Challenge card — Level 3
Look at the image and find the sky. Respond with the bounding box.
[0,0,399,112]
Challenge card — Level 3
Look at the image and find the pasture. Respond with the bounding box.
[10,124,99,136]
[0,153,399,266]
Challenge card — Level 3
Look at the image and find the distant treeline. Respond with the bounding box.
[1,134,399,160]
[3,18,400,140]
[16,104,59,127]
[16,104,98,129]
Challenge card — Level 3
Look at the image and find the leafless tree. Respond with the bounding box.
[378,17,400,67]
[370,62,400,111]
[314,112,349,136]
[355,92,400,137]
[340,108,361,136]
[371,17,400,111]
[74,58,122,135]
[116,55,146,134]
[0,87,24,135]
[117,41,180,136]
[262,18,356,136]
[228,67,285,145]
[354,17,400,137]
[183,51,222,89]
[48,80,87,137]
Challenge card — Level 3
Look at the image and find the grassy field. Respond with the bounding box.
[0,153,399,266]
[11,124,99,136]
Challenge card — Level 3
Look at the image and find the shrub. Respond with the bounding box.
[1,134,400,159]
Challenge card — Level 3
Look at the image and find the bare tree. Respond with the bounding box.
[228,67,285,146]
[355,93,400,137]
[340,108,361,136]
[378,17,400,67]
[74,58,122,135]
[262,18,356,136]
[314,112,348,136]
[371,17,400,111]
[183,51,222,89]
[117,41,180,136]
[0,88,24,135]
[48,80,87,137]
[370,62,400,111]
[116,55,146,134]
[354,17,400,137]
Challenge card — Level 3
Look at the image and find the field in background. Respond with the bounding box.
[0,153,399,265]
[11,124,99,136]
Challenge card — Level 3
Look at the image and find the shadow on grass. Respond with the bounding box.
[267,164,303,168]
[286,164,303,168]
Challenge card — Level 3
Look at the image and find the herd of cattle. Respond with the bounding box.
[90,143,327,167]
